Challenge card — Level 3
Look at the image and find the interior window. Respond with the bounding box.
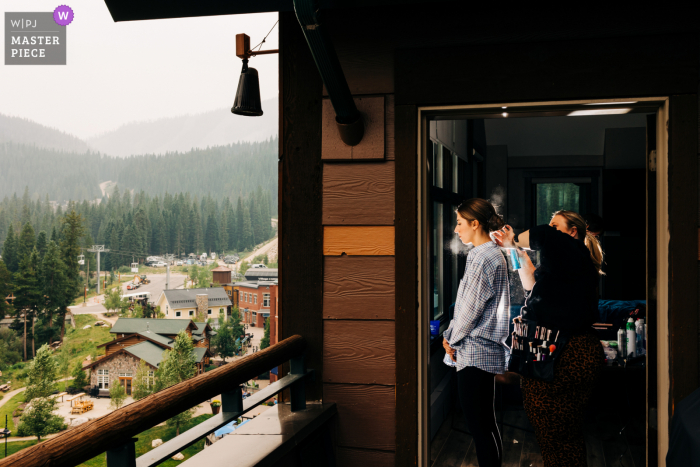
[536,182,581,225]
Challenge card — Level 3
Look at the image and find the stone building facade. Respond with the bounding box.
[89,352,146,390]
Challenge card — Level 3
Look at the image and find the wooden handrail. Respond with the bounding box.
[0,335,306,467]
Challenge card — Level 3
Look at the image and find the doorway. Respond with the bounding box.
[119,372,134,396]
[418,98,669,467]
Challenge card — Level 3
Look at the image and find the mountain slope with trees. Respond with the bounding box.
[86,99,278,157]
[0,138,278,206]
[0,114,89,153]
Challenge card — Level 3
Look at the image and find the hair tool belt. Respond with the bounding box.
[508,317,568,382]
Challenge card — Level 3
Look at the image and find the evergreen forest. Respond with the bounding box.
[1,185,276,273]
[0,137,278,207]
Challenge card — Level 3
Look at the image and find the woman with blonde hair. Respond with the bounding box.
[493,210,604,467]
[443,198,510,467]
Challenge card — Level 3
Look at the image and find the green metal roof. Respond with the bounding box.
[137,331,173,348]
[111,318,194,336]
[193,347,209,363]
[126,341,166,368]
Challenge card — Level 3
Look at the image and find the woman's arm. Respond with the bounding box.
[516,249,536,291]
[492,226,530,250]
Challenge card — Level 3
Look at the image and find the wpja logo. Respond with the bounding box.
[5,6,73,65]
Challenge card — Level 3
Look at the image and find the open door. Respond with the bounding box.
[646,112,658,465]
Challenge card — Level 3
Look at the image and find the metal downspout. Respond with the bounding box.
[293,0,364,146]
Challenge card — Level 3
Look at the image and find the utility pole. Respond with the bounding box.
[164,254,174,290]
[87,245,110,295]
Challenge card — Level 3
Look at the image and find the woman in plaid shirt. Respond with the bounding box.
[443,198,510,467]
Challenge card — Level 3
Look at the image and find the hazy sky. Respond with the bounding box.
[1,1,279,139]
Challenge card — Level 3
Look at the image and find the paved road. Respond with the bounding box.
[229,237,278,272]
[69,273,185,317]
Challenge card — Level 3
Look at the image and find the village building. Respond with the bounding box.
[82,318,215,396]
[153,288,232,322]
[236,268,278,328]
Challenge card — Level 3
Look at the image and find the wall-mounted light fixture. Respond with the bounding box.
[231,33,279,117]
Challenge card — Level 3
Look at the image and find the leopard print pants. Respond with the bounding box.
[522,332,604,467]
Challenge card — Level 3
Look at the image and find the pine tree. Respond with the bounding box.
[0,260,13,317]
[155,330,197,436]
[241,207,253,250]
[41,241,70,339]
[59,210,85,339]
[132,359,154,401]
[36,230,48,260]
[235,197,245,251]
[2,227,18,272]
[24,344,58,401]
[260,318,271,350]
[205,213,219,253]
[226,203,236,251]
[14,250,42,360]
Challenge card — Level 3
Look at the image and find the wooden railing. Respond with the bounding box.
[0,335,310,467]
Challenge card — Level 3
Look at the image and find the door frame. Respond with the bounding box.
[415,97,670,467]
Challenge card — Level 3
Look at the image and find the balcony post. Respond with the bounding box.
[106,438,137,467]
[290,354,306,411]
[222,386,243,413]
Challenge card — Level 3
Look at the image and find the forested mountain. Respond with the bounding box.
[0,113,90,153]
[87,98,278,157]
[1,187,275,271]
[0,138,278,207]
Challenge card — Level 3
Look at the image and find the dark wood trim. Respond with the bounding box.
[667,94,699,419]
[279,11,324,400]
[395,104,418,466]
[396,33,699,106]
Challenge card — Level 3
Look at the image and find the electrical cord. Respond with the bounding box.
[250,20,279,52]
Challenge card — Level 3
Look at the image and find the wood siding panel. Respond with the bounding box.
[323,383,395,451]
[322,96,385,160]
[386,94,395,161]
[394,104,419,466]
[668,94,699,411]
[323,256,395,320]
[279,12,324,399]
[323,162,395,225]
[323,321,395,385]
[105,335,143,356]
[323,226,394,256]
[336,447,395,467]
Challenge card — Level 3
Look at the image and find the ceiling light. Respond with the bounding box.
[502,106,507,109]
[502,112,508,117]
[567,108,632,116]
[584,101,638,105]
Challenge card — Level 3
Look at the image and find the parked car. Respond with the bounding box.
[154,261,166,267]
[176,260,183,266]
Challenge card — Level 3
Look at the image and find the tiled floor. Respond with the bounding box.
[431,406,645,467]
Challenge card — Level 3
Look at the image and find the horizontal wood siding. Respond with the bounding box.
[336,447,395,467]
[323,383,396,451]
[105,335,143,356]
[323,320,395,385]
[324,226,394,256]
[323,256,395,320]
[323,162,395,225]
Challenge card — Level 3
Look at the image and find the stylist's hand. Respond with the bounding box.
[492,225,516,249]
[443,338,457,362]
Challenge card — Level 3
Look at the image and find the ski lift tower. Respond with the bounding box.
[164,254,174,290]
[87,245,110,295]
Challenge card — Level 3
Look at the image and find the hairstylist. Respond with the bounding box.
[442,199,510,467]
[493,210,604,467]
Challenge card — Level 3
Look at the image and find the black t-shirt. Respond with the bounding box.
[521,225,599,334]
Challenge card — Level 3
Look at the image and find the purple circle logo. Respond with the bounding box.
[53,5,74,26]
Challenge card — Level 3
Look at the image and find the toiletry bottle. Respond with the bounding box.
[626,317,636,358]
[636,319,645,356]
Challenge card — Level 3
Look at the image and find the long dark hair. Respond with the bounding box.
[456,199,505,233]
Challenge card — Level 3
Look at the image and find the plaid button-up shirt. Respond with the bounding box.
[444,241,510,374]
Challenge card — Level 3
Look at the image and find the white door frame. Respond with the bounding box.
[416,97,670,467]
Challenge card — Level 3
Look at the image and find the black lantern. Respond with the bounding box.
[231,59,263,117]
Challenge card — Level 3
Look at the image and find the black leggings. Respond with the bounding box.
[456,366,502,467]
